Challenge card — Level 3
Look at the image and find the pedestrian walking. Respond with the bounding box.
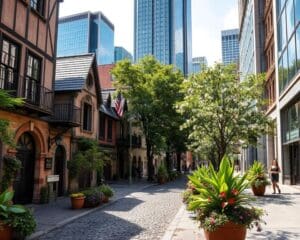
[269,159,281,194]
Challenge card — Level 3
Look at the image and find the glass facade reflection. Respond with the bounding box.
[192,57,207,73]
[282,100,300,143]
[221,29,239,65]
[57,12,114,65]
[114,47,133,62]
[277,0,300,93]
[134,0,192,75]
[239,0,255,79]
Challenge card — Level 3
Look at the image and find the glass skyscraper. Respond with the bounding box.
[134,0,192,75]
[221,29,239,65]
[114,46,133,62]
[192,57,207,73]
[57,12,114,65]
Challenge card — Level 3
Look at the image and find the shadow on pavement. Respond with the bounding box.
[247,230,300,240]
[38,211,144,240]
[252,194,295,206]
[105,197,144,212]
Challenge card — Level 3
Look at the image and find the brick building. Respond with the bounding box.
[0,0,62,203]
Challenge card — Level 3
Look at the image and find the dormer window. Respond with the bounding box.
[30,0,44,16]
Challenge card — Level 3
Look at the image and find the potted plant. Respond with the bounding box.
[8,208,36,240]
[157,164,168,184]
[69,193,85,209]
[247,161,270,196]
[0,190,26,240]
[187,156,264,240]
[82,189,102,208]
[99,185,114,203]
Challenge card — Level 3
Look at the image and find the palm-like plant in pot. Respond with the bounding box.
[187,156,264,240]
[247,161,270,196]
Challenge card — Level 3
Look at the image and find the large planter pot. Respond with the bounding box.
[102,196,109,203]
[251,184,266,196]
[0,223,13,240]
[204,221,246,240]
[158,177,166,184]
[70,196,85,209]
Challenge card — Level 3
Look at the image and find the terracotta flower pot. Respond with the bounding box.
[251,184,266,196]
[0,223,13,240]
[102,196,109,203]
[204,221,246,240]
[70,196,85,209]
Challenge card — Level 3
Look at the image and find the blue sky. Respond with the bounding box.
[59,0,238,66]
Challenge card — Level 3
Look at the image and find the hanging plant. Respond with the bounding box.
[1,155,22,192]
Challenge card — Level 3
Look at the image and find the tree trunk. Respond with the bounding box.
[176,152,181,172]
[146,139,154,181]
[166,150,171,171]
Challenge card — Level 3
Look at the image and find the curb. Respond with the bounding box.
[27,183,156,240]
[161,205,186,240]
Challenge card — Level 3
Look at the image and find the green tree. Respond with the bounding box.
[0,89,23,146]
[112,56,185,180]
[177,64,271,169]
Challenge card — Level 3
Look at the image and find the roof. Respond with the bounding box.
[100,104,119,120]
[55,54,95,92]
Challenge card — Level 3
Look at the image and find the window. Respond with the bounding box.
[0,38,19,93]
[99,113,105,139]
[83,103,92,131]
[25,53,41,104]
[30,0,44,16]
[107,118,112,141]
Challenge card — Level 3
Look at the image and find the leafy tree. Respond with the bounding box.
[177,64,271,169]
[112,56,185,180]
[0,89,23,146]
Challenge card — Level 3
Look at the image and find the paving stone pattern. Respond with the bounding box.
[38,178,186,240]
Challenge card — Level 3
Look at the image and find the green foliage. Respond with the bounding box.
[99,184,114,198]
[39,186,49,204]
[0,190,26,220]
[247,161,270,187]
[0,155,22,192]
[7,208,36,237]
[187,155,264,231]
[157,164,169,180]
[68,138,108,180]
[81,188,102,207]
[0,89,23,146]
[177,63,272,167]
[112,56,185,179]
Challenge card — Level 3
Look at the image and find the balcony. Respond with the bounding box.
[0,72,53,115]
[48,103,81,127]
[117,135,142,148]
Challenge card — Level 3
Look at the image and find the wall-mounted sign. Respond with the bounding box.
[44,158,53,170]
[47,175,59,183]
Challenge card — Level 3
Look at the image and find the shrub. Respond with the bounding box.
[247,161,270,188]
[0,155,22,191]
[81,189,102,208]
[40,186,49,204]
[99,185,114,198]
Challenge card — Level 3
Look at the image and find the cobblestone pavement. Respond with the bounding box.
[38,177,186,240]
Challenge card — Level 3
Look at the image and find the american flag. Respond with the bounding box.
[115,92,124,117]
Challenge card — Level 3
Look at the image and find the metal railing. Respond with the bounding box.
[52,103,81,125]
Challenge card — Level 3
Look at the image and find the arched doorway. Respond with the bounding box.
[54,145,66,196]
[14,132,35,204]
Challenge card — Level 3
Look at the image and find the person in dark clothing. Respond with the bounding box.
[269,159,281,194]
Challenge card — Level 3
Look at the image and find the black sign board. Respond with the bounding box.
[45,158,53,170]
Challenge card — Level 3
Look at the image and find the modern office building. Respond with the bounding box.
[134,0,192,75]
[239,0,300,185]
[192,57,207,73]
[115,46,133,62]
[221,29,239,65]
[238,0,265,170]
[57,11,115,65]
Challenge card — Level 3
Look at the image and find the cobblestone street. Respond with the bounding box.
[38,178,186,240]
